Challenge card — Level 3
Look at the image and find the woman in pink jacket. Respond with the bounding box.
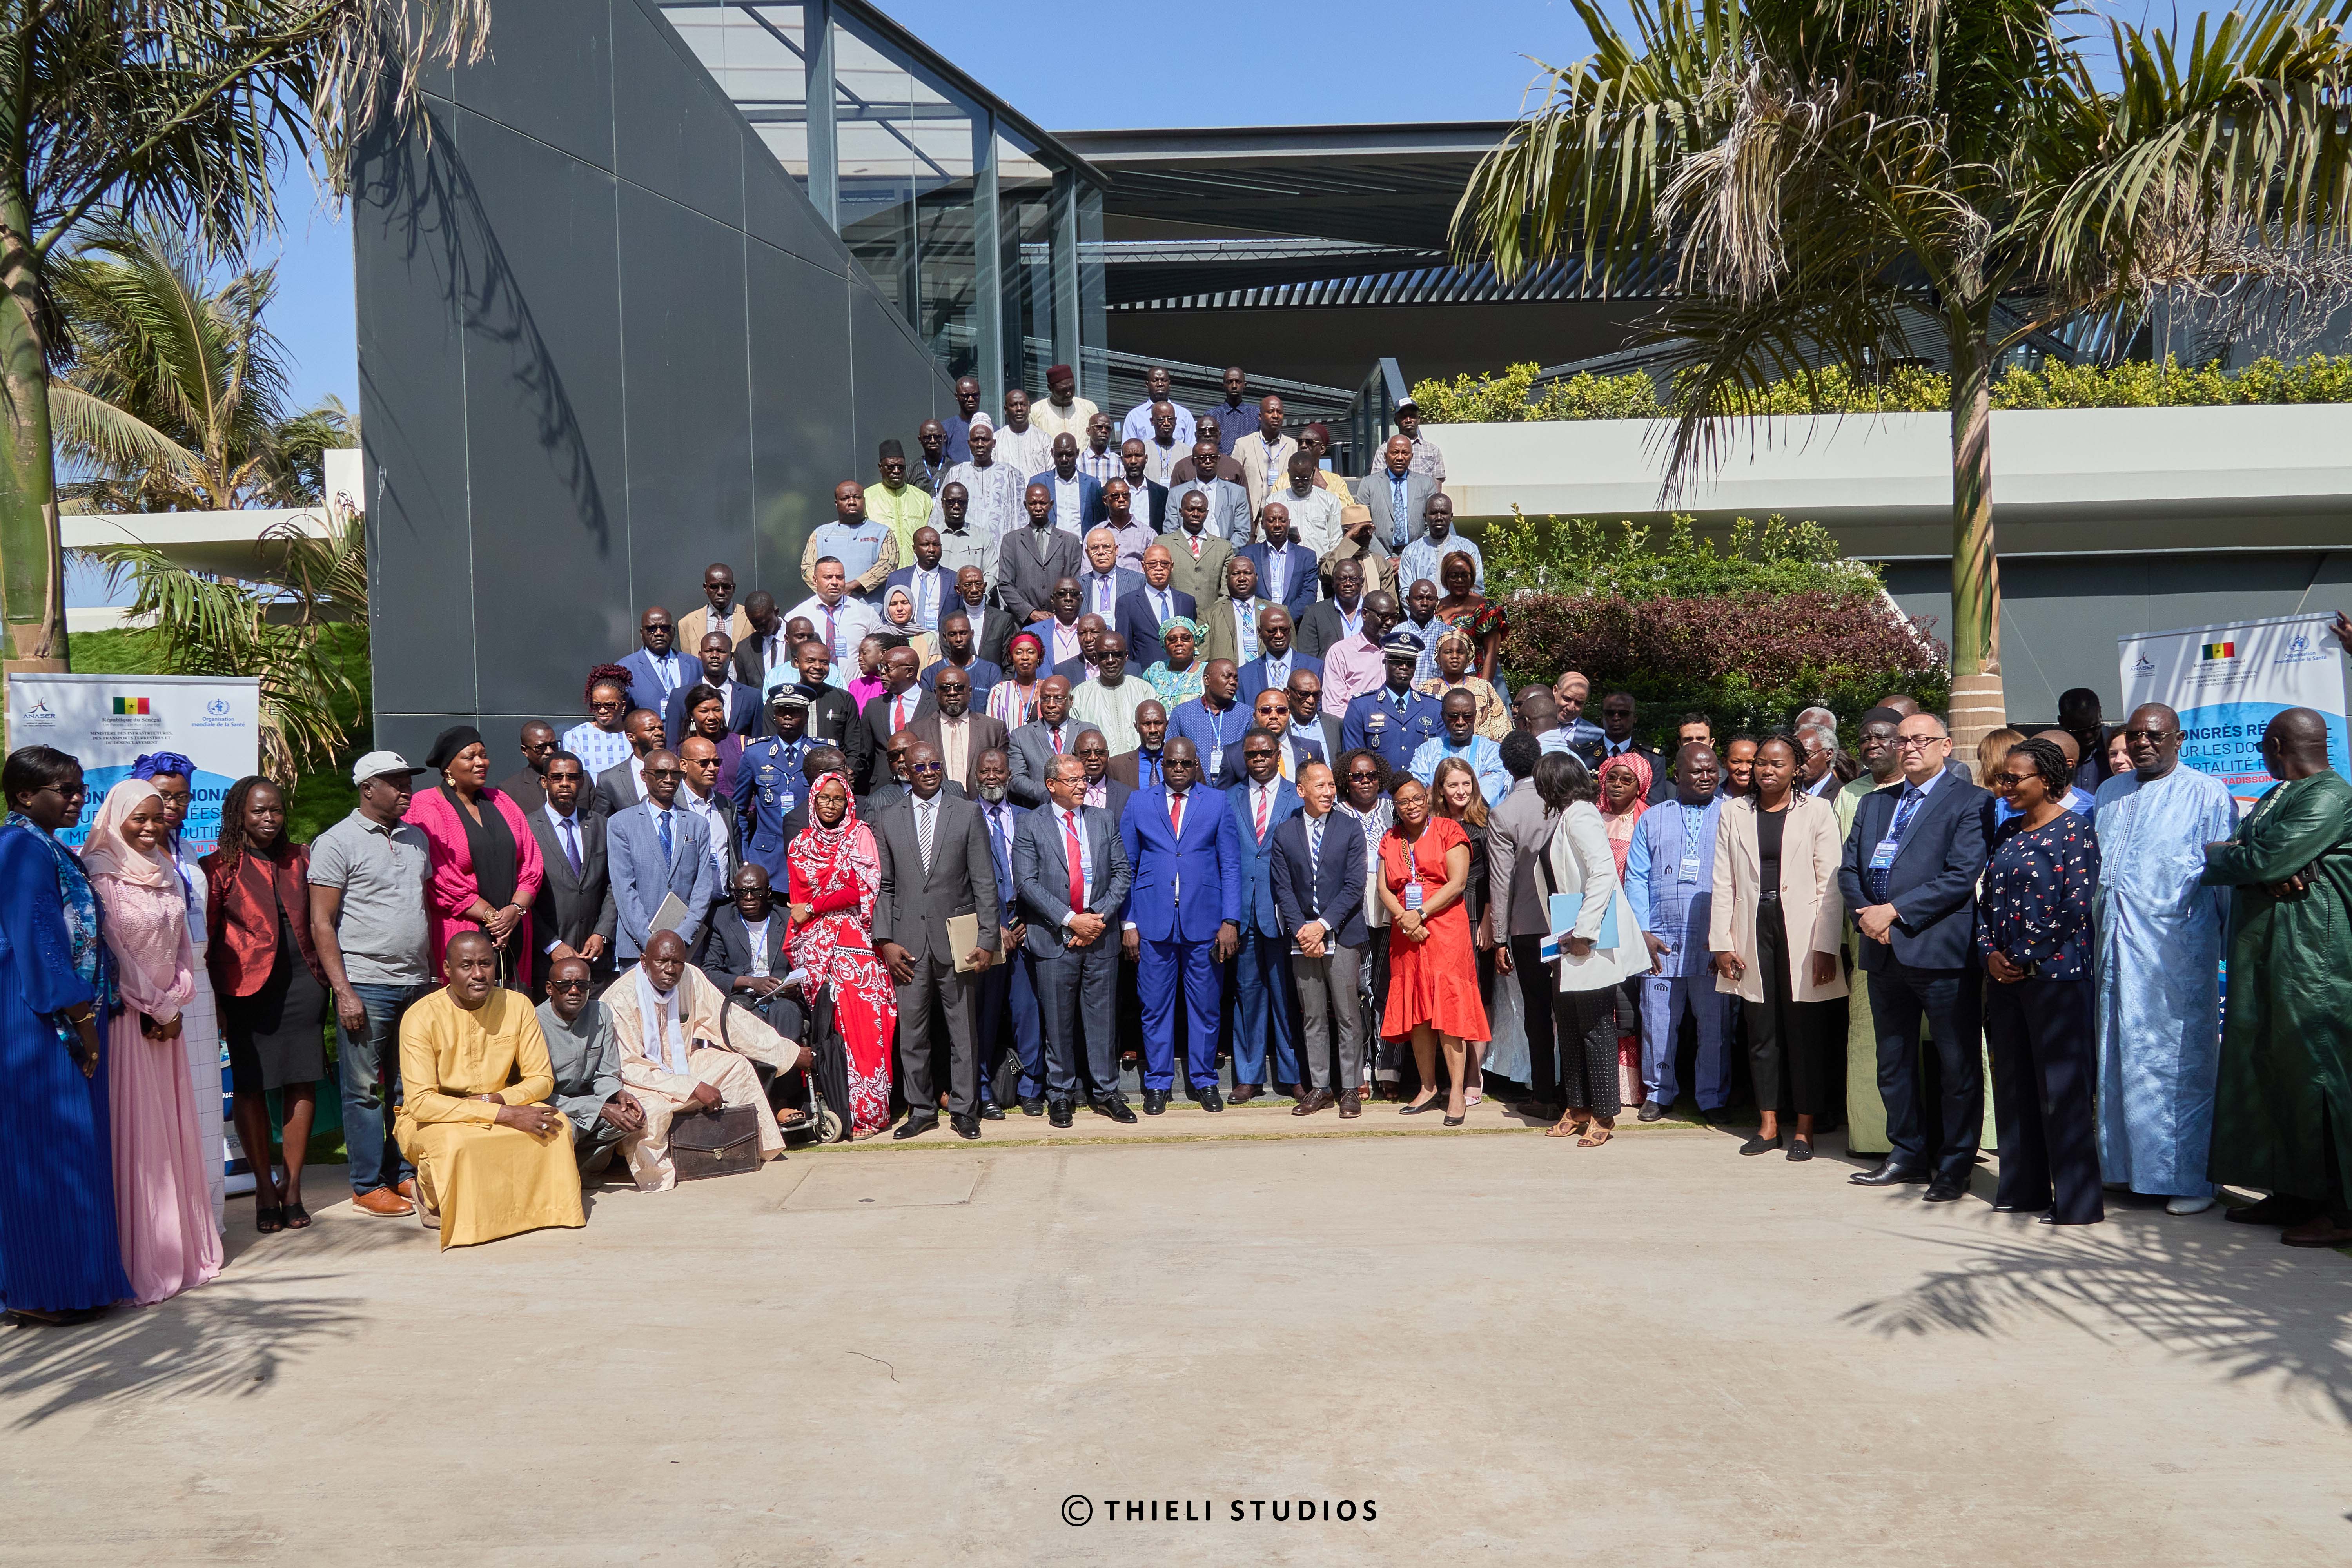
[405,726,544,984]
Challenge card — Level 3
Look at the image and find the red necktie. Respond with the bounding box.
[893,692,910,730]
[1253,785,1270,842]
[1063,810,1086,912]
[1051,725,1063,753]
[1169,790,1185,837]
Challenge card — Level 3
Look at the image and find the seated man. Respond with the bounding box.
[394,931,586,1248]
[536,954,645,1178]
[601,929,808,1191]
[701,864,812,1127]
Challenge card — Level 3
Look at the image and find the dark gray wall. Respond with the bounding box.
[1883,550,2352,726]
[353,0,952,763]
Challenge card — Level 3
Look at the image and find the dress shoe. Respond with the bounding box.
[1850,1160,1931,1187]
[1292,1089,1334,1116]
[1397,1096,1442,1116]
[951,1113,981,1140]
[1337,1088,1362,1119]
[1141,1089,1168,1116]
[2281,1216,2352,1248]
[893,1114,938,1141]
[2165,1195,2215,1216]
[1738,1134,1777,1156]
[978,1102,1006,1122]
[1019,1097,1046,1118]
[1047,1099,1074,1128]
[1785,1138,1813,1162]
[1922,1175,1970,1203]
[1637,1100,1666,1123]
[1228,1084,1262,1104]
[1197,1086,1224,1113]
[352,1187,414,1218]
[2226,1193,2319,1226]
[1092,1095,1136,1125]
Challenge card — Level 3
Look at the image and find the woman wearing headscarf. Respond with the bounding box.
[1143,616,1207,710]
[1539,750,1648,1146]
[201,776,328,1233]
[1599,750,1655,1105]
[85,778,221,1303]
[0,746,132,1321]
[405,725,544,985]
[787,771,898,1139]
[127,751,224,1231]
[987,631,1048,730]
[1416,625,1510,740]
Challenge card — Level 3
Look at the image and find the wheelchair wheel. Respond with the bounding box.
[814,1097,846,1144]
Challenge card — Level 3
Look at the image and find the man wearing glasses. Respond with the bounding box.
[606,751,718,963]
[1838,713,1991,1203]
[536,954,643,1178]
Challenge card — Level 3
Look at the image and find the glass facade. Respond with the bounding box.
[659,0,1102,402]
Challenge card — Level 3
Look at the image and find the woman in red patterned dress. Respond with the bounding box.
[786,772,898,1138]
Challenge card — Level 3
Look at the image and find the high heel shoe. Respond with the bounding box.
[1399,1096,1441,1116]
[1443,1109,1466,1127]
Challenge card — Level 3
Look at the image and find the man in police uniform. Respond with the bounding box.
[732,687,817,882]
[1339,630,1446,774]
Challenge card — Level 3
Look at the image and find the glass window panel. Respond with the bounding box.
[997,133,1055,397]
[906,66,978,381]
[831,21,917,323]
[659,2,809,186]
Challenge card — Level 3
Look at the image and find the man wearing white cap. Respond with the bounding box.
[307,750,436,1218]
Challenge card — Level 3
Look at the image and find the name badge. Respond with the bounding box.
[1679,850,1702,882]
[1404,880,1424,912]
[1868,837,1900,871]
[779,791,797,814]
[1209,746,1224,775]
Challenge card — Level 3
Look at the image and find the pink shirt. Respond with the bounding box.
[1324,633,1387,708]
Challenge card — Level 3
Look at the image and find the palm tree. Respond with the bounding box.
[52,224,352,515]
[0,0,489,675]
[1453,0,2352,748]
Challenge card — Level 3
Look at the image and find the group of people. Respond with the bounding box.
[4,369,2348,1311]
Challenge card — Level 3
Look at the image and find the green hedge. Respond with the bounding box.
[1409,354,2352,423]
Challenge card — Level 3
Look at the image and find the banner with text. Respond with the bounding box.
[2119,613,2350,810]
[5,673,261,854]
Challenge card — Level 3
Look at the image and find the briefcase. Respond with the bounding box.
[667,1103,763,1180]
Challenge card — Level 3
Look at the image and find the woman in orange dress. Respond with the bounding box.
[1379,775,1489,1125]
[1431,552,1506,682]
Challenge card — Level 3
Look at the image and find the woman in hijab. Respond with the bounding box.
[1143,616,1207,709]
[881,587,940,671]
[1416,625,1510,740]
[1598,750,1654,1105]
[404,725,544,984]
[201,776,328,1233]
[786,772,898,1139]
[129,751,224,1231]
[85,778,221,1303]
[0,746,132,1321]
[986,632,1048,730]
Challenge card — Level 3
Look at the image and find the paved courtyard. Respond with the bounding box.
[3,1107,2348,1564]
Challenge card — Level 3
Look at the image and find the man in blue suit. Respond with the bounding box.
[1838,711,1991,1201]
[1341,631,1446,774]
[1270,759,1368,1116]
[1171,659,1250,781]
[1029,436,1105,533]
[969,748,1045,1118]
[732,689,815,881]
[1235,606,1323,706]
[1118,737,1241,1114]
[1238,502,1321,622]
[1113,543,1195,671]
[618,606,691,721]
[1014,753,1135,1126]
[607,750,718,962]
[1225,726,1302,1098]
[882,525,958,632]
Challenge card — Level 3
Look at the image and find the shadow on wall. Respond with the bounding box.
[1840,1216,2352,1426]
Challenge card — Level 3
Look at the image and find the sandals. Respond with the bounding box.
[1578,1122,1614,1148]
[254,1204,285,1235]
[1547,1116,1591,1139]
[283,1201,312,1229]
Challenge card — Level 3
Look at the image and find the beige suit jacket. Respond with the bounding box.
[1706,793,1849,1004]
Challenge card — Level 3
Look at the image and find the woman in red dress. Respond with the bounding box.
[1379,775,1490,1125]
[786,772,898,1138]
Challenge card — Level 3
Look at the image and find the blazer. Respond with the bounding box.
[590,757,646,820]
[1837,773,1991,972]
[1165,477,1252,543]
[1203,594,1275,667]
[403,784,547,980]
[1238,540,1321,619]
[1025,469,1105,526]
[1117,783,1243,944]
[521,804,618,982]
[1156,528,1233,608]
[617,646,694,721]
[1112,586,1196,671]
[900,709,1010,795]
[869,791,1002,967]
[799,684,869,782]
[1073,566,1145,624]
[731,624,794,693]
[1012,800,1133,958]
[1089,775,1134,828]
[1535,801,1646,992]
[997,522,1085,623]
[1225,777,1301,937]
[1233,432,1299,516]
[857,687,936,788]
[1294,596,1367,660]
[1210,730,1325,791]
[1484,775,1553,941]
[1304,711,1346,763]
[1004,717,1103,808]
[1235,649,1325,706]
[1118,478,1169,530]
[606,799,718,960]
[200,843,325,998]
[495,766,547,808]
[1107,748,1169,792]
[1269,808,1369,949]
[1708,793,1850,1004]
[661,675,762,749]
[972,794,1026,929]
[1354,467,1443,550]
[699,901,792,995]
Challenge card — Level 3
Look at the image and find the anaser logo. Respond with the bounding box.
[2200,641,2236,662]
[24,699,53,719]
[2131,655,2155,675]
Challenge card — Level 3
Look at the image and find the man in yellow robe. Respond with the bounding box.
[600,929,806,1191]
[395,931,585,1249]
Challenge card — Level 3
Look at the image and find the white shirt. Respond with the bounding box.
[1052,475,1087,535]
[785,593,883,664]
[678,784,729,889]
[744,915,773,977]
[1053,804,1095,913]
[1082,568,1122,619]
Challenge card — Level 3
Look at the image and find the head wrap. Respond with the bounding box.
[884,586,915,623]
[425,724,485,771]
[130,751,196,781]
[1007,630,1045,659]
[1159,615,1205,644]
[78,779,172,889]
[1047,363,1073,381]
[877,437,905,460]
[1597,751,1654,874]
[1432,625,1476,657]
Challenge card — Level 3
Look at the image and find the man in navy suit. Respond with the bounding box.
[1015,753,1136,1125]
[969,748,1045,1118]
[1225,726,1302,1098]
[1119,737,1241,1114]
[1215,688,1325,788]
[661,630,761,743]
[882,525,958,632]
[1235,606,1323,706]
[1114,543,1195,671]
[1342,631,1446,774]
[1029,433,1105,532]
[855,644,933,792]
[618,605,691,720]
[1838,711,1992,1201]
[607,750,719,962]
[1239,502,1320,622]
[1270,759,1368,1116]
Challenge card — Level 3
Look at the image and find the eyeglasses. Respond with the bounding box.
[644,767,682,781]
[33,783,87,800]
[547,977,591,993]
[2122,728,2172,743]
[1894,735,1947,750]
[907,760,944,775]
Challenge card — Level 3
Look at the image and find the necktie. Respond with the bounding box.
[823,605,838,657]
[1063,810,1086,912]
[893,691,912,730]
[1308,812,1324,866]
[1188,534,1202,560]
[1393,689,1409,717]
[1143,752,1161,787]
[916,799,935,873]
[1169,790,1185,837]
[559,816,582,878]
[1254,784,1271,841]
[1278,744,1294,782]
[1051,725,1063,753]
[1152,589,1169,623]
[1889,785,1924,839]
[1085,781,1105,808]
[656,809,673,865]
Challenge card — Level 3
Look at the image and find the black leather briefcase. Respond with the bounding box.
[667,1103,762,1180]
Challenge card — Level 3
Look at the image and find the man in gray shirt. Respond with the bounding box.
[307,750,434,1217]
[536,955,642,1176]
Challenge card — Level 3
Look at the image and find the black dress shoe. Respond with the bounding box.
[1785,1138,1813,1162]
[1047,1099,1074,1128]
[1142,1089,1168,1116]
[1922,1175,1969,1203]
[1850,1160,1931,1187]
[1197,1087,1224,1113]
[1637,1100,1666,1123]
[893,1115,938,1141]
[1019,1097,1046,1118]
[1093,1096,1137,1125]
[978,1102,1006,1122]
[951,1113,981,1140]
[1738,1134,1777,1156]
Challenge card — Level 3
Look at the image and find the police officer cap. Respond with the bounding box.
[1380,629,1426,657]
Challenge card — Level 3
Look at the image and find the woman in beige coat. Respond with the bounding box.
[1709,735,1847,1160]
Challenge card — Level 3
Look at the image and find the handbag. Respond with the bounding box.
[665,1102,763,1180]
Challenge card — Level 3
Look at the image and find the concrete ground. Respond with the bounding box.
[4,1103,2349,1565]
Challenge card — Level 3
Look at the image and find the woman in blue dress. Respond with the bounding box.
[0,746,132,1322]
